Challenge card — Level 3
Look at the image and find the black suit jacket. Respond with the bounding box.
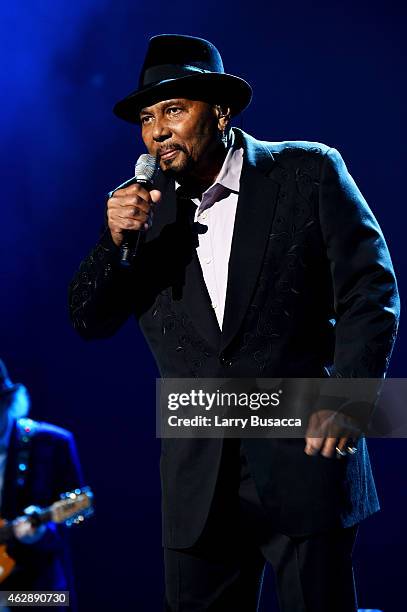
[69,128,399,545]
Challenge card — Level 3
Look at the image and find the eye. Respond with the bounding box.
[167,106,182,116]
[140,115,153,125]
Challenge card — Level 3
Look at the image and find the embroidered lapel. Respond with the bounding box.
[220,129,280,353]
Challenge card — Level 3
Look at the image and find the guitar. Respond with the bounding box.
[0,486,93,582]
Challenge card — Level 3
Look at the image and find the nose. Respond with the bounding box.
[152,118,172,143]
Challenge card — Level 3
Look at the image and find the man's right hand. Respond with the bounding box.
[107,183,162,247]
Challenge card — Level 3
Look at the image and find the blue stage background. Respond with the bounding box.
[2,1,406,610]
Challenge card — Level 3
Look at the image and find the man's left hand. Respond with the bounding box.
[13,506,47,544]
[304,409,360,458]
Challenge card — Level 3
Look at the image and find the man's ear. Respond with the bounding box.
[214,105,232,130]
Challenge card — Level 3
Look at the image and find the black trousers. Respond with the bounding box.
[164,440,358,612]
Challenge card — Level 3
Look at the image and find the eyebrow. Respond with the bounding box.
[140,99,186,116]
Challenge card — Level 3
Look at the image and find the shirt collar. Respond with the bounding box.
[212,144,242,194]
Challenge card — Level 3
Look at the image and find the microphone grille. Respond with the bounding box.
[134,154,158,183]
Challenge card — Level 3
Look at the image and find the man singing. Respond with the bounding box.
[69,34,399,611]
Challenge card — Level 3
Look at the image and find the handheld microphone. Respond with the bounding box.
[108,154,159,267]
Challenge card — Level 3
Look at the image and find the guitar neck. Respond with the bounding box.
[27,508,52,527]
[0,487,93,545]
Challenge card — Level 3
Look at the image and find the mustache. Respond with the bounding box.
[157,143,186,157]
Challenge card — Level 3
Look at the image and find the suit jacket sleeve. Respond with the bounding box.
[69,227,140,339]
[318,147,400,377]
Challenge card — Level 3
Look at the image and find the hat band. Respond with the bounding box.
[142,64,214,87]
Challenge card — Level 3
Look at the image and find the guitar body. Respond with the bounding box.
[0,519,15,583]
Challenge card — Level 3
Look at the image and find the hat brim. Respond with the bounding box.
[113,73,252,125]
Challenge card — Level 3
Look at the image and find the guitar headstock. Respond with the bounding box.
[50,486,94,527]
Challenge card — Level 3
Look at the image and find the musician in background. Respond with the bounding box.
[0,358,83,607]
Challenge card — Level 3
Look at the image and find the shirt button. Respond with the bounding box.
[212,303,217,310]
[204,258,212,264]
[200,212,208,220]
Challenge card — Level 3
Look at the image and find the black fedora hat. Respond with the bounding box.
[113,34,252,124]
[0,359,20,398]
